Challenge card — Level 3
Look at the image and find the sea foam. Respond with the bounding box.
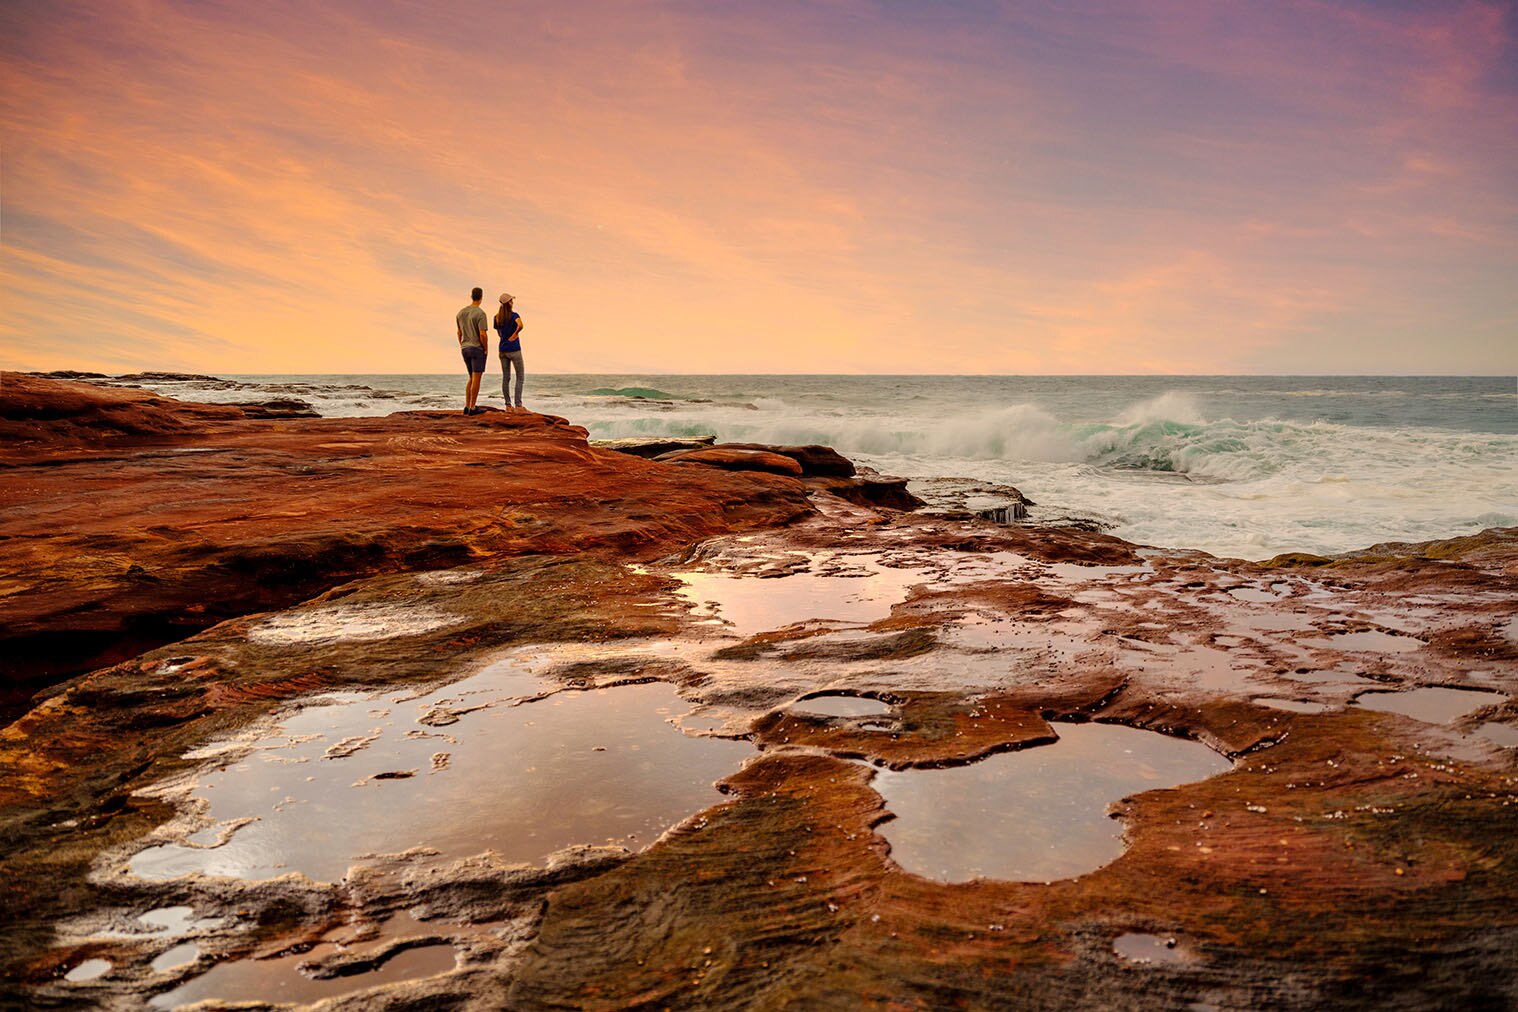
[129,373,1518,561]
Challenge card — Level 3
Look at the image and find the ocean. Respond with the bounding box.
[131,373,1515,562]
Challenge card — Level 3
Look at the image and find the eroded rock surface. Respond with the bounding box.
[0,374,813,701]
[3,378,1517,1010]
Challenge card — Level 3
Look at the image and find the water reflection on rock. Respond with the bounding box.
[1112,932,1188,964]
[1253,697,1335,714]
[789,694,895,718]
[131,667,752,884]
[672,553,927,636]
[1351,686,1502,725]
[64,959,111,982]
[150,933,455,1010]
[873,722,1231,883]
[1304,630,1423,654]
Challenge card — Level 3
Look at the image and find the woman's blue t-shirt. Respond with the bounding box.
[495,312,522,353]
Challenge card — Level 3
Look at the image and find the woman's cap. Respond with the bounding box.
[499,293,514,304]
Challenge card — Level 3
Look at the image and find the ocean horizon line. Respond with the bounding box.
[204,371,1516,380]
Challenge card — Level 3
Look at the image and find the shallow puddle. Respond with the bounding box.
[65,959,111,982]
[672,555,924,636]
[89,906,224,940]
[1047,563,1150,583]
[1286,667,1369,685]
[1122,641,1254,693]
[150,943,199,973]
[1113,932,1186,964]
[937,551,1035,584]
[1352,686,1502,725]
[150,941,454,1010]
[1304,631,1422,654]
[946,614,1090,659]
[1252,698,1334,714]
[1474,722,1518,748]
[131,667,751,883]
[790,695,894,718]
[140,907,203,934]
[873,722,1230,883]
[1233,612,1316,633]
[1226,587,1278,604]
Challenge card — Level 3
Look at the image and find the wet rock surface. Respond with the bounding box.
[222,398,320,419]
[804,471,925,512]
[655,446,805,476]
[0,374,813,704]
[716,443,858,477]
[3,379,1518,1010]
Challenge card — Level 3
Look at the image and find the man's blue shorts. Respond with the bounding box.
[461,347,487,374]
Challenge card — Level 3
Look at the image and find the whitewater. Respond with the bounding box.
[130,374,1515,562]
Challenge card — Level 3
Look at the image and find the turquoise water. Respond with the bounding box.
[130,374,1516,560]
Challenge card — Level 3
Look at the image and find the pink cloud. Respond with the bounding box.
[1,0,1513,375]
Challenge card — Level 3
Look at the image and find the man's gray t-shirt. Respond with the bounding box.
[456,305,488,350]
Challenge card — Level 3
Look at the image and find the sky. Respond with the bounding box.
[1,0,1515,375]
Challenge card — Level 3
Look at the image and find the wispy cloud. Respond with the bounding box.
[1,0,1513,374]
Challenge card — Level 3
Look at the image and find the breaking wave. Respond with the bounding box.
[101,373,1514,560]
[579,392,1329,481]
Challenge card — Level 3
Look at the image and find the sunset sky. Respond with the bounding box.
[2,0,1514,375]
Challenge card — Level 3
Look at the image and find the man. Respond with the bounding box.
[455,287,489,415]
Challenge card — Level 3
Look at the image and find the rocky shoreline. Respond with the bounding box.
[2,374,1516,1010]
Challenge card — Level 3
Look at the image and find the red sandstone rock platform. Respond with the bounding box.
[0,373,813,696]
[2,374,1517,1010]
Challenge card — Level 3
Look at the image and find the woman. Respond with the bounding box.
[494,293,526,411]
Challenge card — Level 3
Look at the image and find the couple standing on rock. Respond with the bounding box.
[455,287,527,415]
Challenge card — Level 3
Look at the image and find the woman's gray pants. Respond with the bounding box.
[500,352,525,407]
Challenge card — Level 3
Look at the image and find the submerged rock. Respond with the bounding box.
[111,371,232,384]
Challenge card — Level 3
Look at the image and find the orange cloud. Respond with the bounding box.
[1,1,1513,375]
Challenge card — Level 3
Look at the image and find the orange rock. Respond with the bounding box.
[0,374,813,700]
[656,447,806,477]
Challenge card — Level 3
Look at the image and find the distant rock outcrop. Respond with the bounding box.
[227,398,321,419]
[112,371,233,384]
